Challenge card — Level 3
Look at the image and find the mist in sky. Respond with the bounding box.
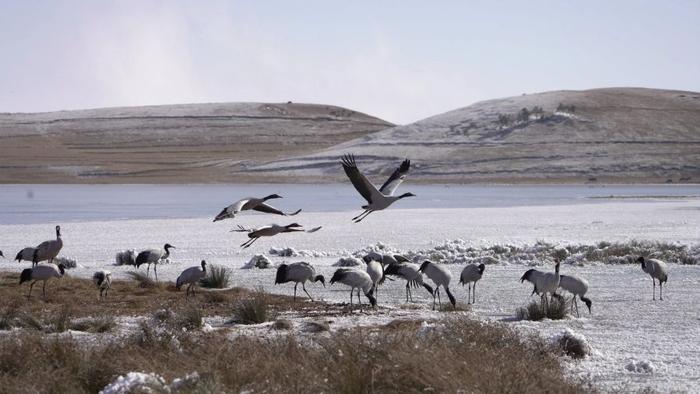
[1,0,698,124]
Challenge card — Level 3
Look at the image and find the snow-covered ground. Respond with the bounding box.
[1,185,699,392]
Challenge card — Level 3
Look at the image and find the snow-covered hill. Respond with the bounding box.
[250,88,700,184]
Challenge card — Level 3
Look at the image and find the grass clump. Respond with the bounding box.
[178,305,203,330]
[126,270,157,288]
[517,296,569,321]
[199,264,231,289]
[556,329,591,359]
[232,288,274,324]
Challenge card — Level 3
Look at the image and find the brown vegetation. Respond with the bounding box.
[0,273,593,393]
[0,319,592,393]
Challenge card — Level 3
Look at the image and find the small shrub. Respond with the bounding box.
[302,321,330,333]
[517,296,569,321]
[203,291,228,304]
[178,305,203,330]
[199,264,231,289]
[232,289,273,324]
[0,302,20,330]
[555,329,591,359]
[126,270,157,288]
[271,319,293,330]
[45,305,74,333]
[115,250,136,266]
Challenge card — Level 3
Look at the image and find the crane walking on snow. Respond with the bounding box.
[329,268,377,308]
[459,263,485,304]
[638,256,668,301]
[20,263,65,299]
[418,260,456,310]
[274,262,325,302]
[176,260,207,298]
[384,262,434,302]
[135,243,175,281]
[558,274,592,317]
[32,225,63,266]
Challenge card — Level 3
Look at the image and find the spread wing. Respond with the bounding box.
[341,154,380,203]
[252,202,285,215]
[252,202,302,216]
[379,158,410,195]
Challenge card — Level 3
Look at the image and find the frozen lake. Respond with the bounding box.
[2,183,699,224]
[1,184,699,392]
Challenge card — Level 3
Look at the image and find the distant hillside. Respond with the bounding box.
[0,102,393,183]
[250,88,700,184]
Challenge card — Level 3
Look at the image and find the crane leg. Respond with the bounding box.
[154,265,158,281]
[660,282,663,301]
[405,283,410,302]
[353,210,374,223]
[293,283,298,302]
[652,279,656,301]
[357,288,362,305]
[574,297,580,318]
[27,281,36,299]
[437,288,442,309]
[473,282,477,304]
[351,210,369,220]
[241,237,260,248]
[42,281,47,298]
[302,283,313,301]
[146,264,150,278]
[349,289,353,305]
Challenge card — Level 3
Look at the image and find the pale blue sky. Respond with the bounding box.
[1,1,698,124]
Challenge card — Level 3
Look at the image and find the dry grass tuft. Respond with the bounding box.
[301,321,330,333]
[439,301,472,312]
[126,270,157,288]
[232,288,274,325]
[271,319,293,330]
[557,330,591,359]
[199,264,231,289]
[517,296,569,321]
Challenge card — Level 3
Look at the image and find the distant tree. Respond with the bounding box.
[517,108,530,123]
[497,113,512,128]
[556,103,576,113]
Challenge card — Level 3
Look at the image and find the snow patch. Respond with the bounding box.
[625,359,656,374]
[99,372,167,394]
[333,257,363,267]
[242,254,273,269]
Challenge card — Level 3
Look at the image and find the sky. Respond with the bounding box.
[1,1,699,124]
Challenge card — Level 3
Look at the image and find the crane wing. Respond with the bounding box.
[252,202,301,216]
[379,158,410,195]
[341,154,380,203]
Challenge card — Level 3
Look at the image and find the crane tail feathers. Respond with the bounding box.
[275,264,289,284]
[19,269,32,284]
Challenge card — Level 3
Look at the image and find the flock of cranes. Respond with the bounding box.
[1,154,670,314]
